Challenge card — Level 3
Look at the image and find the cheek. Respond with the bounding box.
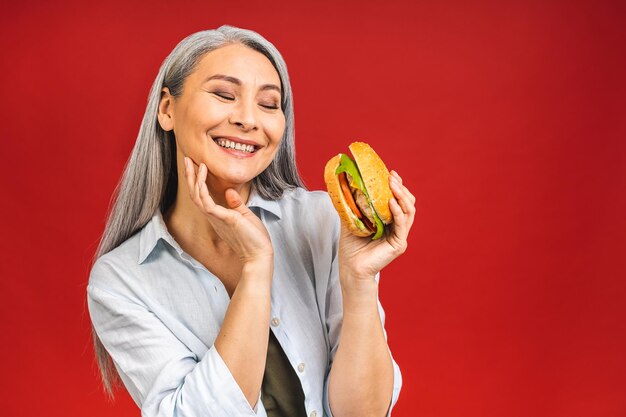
[181,94,228,127]
[185,98,229,130]
[267,114,286,144]
[175,101,227,153]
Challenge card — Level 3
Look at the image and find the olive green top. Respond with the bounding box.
[261,330,307,417]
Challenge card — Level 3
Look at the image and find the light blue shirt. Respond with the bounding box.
[87,187,402,417]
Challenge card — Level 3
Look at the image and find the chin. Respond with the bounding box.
[224,163,270,183]
[218,171,258,188]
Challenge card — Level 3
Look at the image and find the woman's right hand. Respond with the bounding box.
[183,156,274,264]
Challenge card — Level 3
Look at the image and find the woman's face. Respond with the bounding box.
[159,43,285,190]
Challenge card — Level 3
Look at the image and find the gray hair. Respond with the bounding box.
[90,25,305,397]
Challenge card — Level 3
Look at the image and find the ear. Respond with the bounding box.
[157,87,175,131]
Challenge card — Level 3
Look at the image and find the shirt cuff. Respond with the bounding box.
[143,345,266,416]
[200,346,267,416]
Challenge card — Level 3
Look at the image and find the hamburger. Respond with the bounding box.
[324,142,393,239]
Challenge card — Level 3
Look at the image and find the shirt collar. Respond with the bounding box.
[137,210,183,265]
[137,187,282,265]
[246,186,283,220]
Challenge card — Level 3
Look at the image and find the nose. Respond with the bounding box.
[229,98,258,132]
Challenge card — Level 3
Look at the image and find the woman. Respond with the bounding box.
[87,25,415,417]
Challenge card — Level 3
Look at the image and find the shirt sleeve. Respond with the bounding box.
[87,263,265,417]
[321,231,403,416]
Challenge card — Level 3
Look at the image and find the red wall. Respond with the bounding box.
[2,1,625,416]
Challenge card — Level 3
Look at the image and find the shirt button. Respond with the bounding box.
[297,362,306,373]
[271,317,280,327]
[310,411,317,417]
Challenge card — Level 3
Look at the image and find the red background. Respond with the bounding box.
[1,0,625,416]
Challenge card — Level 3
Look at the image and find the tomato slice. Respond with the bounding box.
[339,173,363,219]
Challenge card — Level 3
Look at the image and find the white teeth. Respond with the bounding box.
[215,138,256,153]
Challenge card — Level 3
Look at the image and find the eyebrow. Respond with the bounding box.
[204,74,281,94]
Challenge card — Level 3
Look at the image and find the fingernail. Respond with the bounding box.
[390,176,398,185]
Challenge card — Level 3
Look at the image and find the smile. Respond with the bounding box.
[214,138,257,154]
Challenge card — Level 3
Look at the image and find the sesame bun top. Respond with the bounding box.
[348,142,393,225]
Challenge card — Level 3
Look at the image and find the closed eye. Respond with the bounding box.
[213,92,234,100]
[260,103,279,110]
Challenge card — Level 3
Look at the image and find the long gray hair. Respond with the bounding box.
[91,25,305,397]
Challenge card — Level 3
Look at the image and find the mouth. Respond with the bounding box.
[213,137,259,154]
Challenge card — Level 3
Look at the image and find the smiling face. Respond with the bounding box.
[158,43,285,194]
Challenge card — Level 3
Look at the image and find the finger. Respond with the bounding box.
[388,197,409,242]
[389,170,402,184]
[400,181,416,205]
[224,188,254,216]
[198,180,232,221]
[389,176,414,214]
[184,156,205,208]
[389,181,416,234]
[194,163,207,204]
[390,168,416,213]
[225,188,243,209]
[391,170,416,204]
[196,168,236,223]
[390,170,402,185]
[183,157,197,196]
[196,163,215,206]
[407,190,416,205]
[190,162,214,214]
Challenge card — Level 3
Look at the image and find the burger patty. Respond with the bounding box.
[353,188,375,225]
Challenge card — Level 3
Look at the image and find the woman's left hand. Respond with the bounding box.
[338,170,416,286]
